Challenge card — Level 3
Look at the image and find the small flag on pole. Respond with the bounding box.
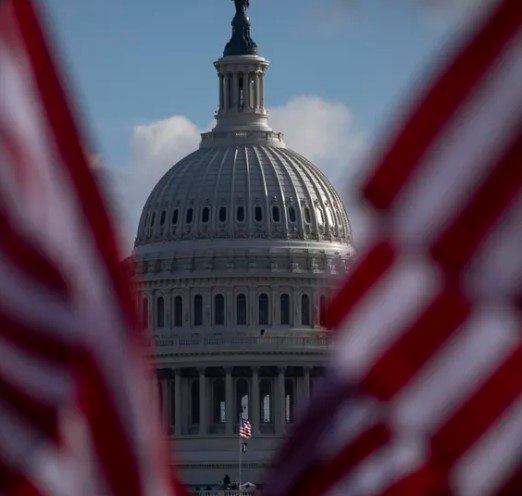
[239,419,252,440]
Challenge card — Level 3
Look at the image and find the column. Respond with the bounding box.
[254,73,260,110]
[199,368,207,435]
[225,367,233,435]
[174,369,182,436]
[244,73,250,110]
[260,74,265,110]
[223,74,229,111]
[232,73,239,110]
[275,367,286,435]
[251,367,260,434]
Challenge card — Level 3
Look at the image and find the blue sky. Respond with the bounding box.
[43,0,483,245]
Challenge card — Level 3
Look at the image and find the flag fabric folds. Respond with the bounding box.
[0,1,177,494]
[266,1,522,495]
[240,419,252,440]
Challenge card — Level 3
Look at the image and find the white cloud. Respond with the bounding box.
[110,96,369,251]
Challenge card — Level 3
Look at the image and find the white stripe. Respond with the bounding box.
[452,396,522,496]
[333,255,441,380]
[326,438,427,496]
[465,194,522,299]
[391,304,521,434]
[393,31,522,246]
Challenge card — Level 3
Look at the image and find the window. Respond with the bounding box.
[236,206,245,222]
[191,380,200,425]
[236,294,247,325]
[194,295,203,326]
[259,293,269,325]
[214,294,225,326]
[288,206,297,223]
[172,209,179,225]
[219,207,227,222]
[301,294,311,326]
[285,380,294,423]
[280,294,290,325]
[213,379,226,423]
[304,207,311,223]
[255,206,263,222]
[174,296,183,327]
[186,208,193,224]
[160,211,166,225]
[142,298,149,329]
[156,297,165,328]
[238,74,244,109]
[202,207,210,223]
[236,379,249,419]
[272,206,280,222]
[320,295,327,327]
[260,379,272,423]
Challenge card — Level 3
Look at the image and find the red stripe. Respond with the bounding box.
[294,424,391,496]
[363,0,522,210]
[494,465,522,495]
[362,286,471,400]
[0,209,70,297]
[328,241,395,331]
[432,345,522,462]
[0,471,46,496]
[0,311,72,365]
[380,464,450,496]
[432,128,522,274]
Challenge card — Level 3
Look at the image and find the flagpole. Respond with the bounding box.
[238,413,242,490]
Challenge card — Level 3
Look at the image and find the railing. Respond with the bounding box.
[192,491,257,496]
[153,332,331,352]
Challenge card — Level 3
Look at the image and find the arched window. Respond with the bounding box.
[194,295,203,326]
[272,206,280,222]
[259,293,269,325]
[142,298,149,329]
[219,207,227,222]
[260,379,272,423]
[301,294,310,326]
[319,295,327,327]
[191,380,200,425]
[280,294,290,325]
[236,294,247,326]
[304,207,311,224]
[285,380,294,423]
[172,209,179,225]
[236,206,245,222]
[186,208,193,224]
[213,379,226,423]
[156,297,165,328]
[288,206,297,223]
[236,379,249,419]
[201,207,210,223]
[254,206,263,222]
[160,211,166,225]
[174,296,183,327]
[214,294,225,326]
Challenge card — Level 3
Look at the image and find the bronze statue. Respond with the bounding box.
[233,0,249,15]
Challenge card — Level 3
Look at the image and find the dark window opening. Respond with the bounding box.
[288,206,297,223]
[260,379,272,423]
[280,294,290,325]
[320,295,327,327]
[272,206,280,222]
[213,379,226,423]
[259,293,269,325]
[160,211,166,225]
[236,379,249,419]
[186,208,193,224]
[191,380,200,424]
[142,298,149,329]
[202,207,210,223]
[304,207,311,224]
[238,74,244,110]
[194,294,203,326]
[214,294,225,326]
[285,380,294,423]
[174,296,183,327]
[236,294,247,325]
[172,209,179,225]
[236,206,245,222]
[219,207,227,223]
[255,206,263,222]
[301,294,311,326]
[157,297,165,328]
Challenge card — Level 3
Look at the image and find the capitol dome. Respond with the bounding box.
[132,1,354,489]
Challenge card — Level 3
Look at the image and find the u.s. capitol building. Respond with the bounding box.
[131,0,354,489]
